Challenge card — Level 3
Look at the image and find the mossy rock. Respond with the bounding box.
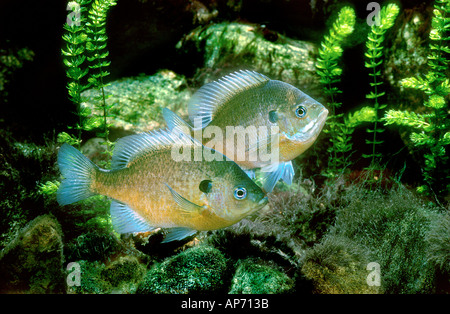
[137,245,229,294]
[67,256,147,294]
[229,258,294,294]
[66,260,109,294]
[101,256,146,289]
[65,232,121,263]
[179,22,318,86]
[81,69,192,134]
[301,236,379,294]
[304,186,442,294]
[0,215,65,293]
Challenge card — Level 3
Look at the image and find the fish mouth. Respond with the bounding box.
[282,109,328,142]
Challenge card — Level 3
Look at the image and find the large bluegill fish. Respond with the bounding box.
[164,70,328,192]
[57,129,268,242]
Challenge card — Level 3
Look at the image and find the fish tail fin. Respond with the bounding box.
[56,143,98,205]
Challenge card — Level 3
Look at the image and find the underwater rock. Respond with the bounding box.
[306,185,441,294]
[81,70,192,135]
[67,256,147,294]
[66,260,109,294]
[65,232,121,263]
[101,256,147,289]
[136,245,229,294]
[0,130,58,248]
[426,211,450,293]
[178,22,319,88]
[80,138,109,166]
[229,258,294,294]
[301,236,378,294]
[0,215,65,293]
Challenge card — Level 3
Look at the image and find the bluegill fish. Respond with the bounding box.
[56,129,268,242]
[164,70,328,192]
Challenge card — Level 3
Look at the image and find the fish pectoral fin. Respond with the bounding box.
[260,161,295,193]
[110,200,156,234]
[281,161,295,185]
[165,183,204,215]
[161,227,197,243]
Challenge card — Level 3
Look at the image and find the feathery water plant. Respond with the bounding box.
[384,0,450,198]
[60,0,92,147]
[364,3,399,165]
[60,0,116,159]
[316,6,356,178]
[85,0,117,158]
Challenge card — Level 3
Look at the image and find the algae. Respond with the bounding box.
[229,258,294,294]
[137,245,229,294]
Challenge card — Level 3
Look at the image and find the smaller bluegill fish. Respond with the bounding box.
[164,70,328,192]
[57,129,268,242]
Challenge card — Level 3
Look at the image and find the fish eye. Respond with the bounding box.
[199,180,212,193]
[295,106,307,118]
[268,110,278,123]
[233,187,247,200]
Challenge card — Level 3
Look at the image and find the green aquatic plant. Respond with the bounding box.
[364,3,399,165]
[384,0,450,198]
[85,0,117,158]
[61,0,91,147]
[316,6,356,178]
[60,0,116,159]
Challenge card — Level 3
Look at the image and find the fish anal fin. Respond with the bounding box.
[161,227,197,243]
[110,200,156,234]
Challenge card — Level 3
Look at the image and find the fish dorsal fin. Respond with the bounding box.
[111,128,198,169]
[188,70,270,128]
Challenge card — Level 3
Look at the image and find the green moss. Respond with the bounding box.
[302,236,377,294]
[101,256,147,292]
[65,231,121,262]
[67,256,147,294]
[67,260,110,294]
[0,215,65,293]
[229,258,294,294]
[426,211,450,274]
[137,245,229,294]
[308,185,441,294]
